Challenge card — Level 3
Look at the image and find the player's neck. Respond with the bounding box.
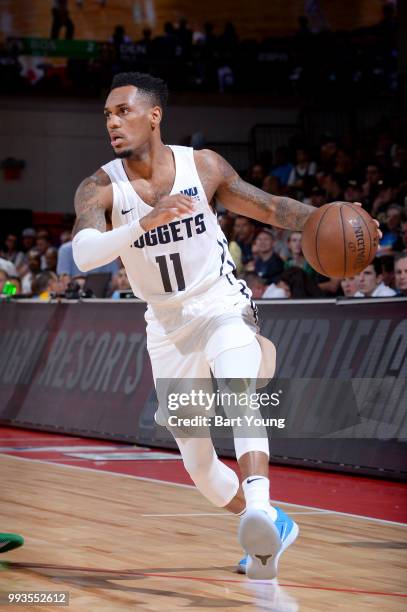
[123,139,169,180]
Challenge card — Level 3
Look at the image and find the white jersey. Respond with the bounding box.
[102,145,237,305]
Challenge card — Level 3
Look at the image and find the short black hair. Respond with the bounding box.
[110,72,168,108]
[372,257,382,276]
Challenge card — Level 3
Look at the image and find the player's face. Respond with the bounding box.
[395,258,407,292]
[341,276,359,297]
[104,86,161,158]
[357,265,380,295]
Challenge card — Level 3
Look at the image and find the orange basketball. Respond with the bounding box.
[301,202,379,278]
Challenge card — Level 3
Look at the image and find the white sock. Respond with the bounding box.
[242,476,277,521]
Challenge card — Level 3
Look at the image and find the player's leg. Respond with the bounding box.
[147,317,244,512]
[173,435,244,510]
[213,337,299,579]
[213,338,273,518]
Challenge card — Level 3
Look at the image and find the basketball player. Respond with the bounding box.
[72,72,380,579]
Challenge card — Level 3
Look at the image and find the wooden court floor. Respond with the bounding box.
[1,452,406,611]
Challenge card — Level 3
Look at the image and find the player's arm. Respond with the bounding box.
[72,169,143,272]
[72,169,195,272]
[208,151,313,230]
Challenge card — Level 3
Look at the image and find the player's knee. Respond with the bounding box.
[183,450,215,481]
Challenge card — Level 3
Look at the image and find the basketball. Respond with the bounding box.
[301,202,379,278]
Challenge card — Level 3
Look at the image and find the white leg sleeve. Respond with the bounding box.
[213,338,270,460]
[72,221,144,272]
[175,437,240,507]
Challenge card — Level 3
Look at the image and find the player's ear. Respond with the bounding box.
[150,106,162,130]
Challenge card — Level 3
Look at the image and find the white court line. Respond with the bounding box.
[141,510,333,517]
[1,454,406,528]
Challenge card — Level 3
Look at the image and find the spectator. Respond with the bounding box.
[371,180,394,219]
[36,230,51,270]
[284,231,314,276]
[270,146,293,188]
[19,228,37,274]
[380,254,395,288]
[309,186,327,208]
[234,216,256,264]
[354,257,396,297]
[263,267,323,299]
[136,28,153,57]
[262,281,287,298]
[246,164,265,188]
[333,149,354,179]
[21,228,36,252]
[45,247,58,272]
[0,256,17,277]
[394,253,407,296]
[269,228,291,260]
[1,233,24,268]
[51,0,74,40]
[251,230,284,284]
[21,250,41,294]
[378,204,404,253]
[340,276,360,297]
[242,272,266,299]
[398,220,407,251]
[362,163,383,212]
[31,271,59,301]
[59,230,72,244]
[176,18,193,56]
[344,180,363,204]
[218,213,243,274]
[321,173,343,201]
[110,267,131,299]
[287,148,317,199]
[262,175,281,197]
[0,270,8,294]
[110,24,131,47]
[319,135,338,174]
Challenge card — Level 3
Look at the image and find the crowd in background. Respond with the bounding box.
[1,113,406,301]
[1,3,398,98]
[218,114,407,299]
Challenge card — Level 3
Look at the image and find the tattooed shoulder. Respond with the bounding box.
[194,149,238,199]
[73,168,112,235]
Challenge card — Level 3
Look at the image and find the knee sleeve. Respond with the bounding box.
[175,437,239,507]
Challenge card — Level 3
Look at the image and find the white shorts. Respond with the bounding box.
[145,275,259,381]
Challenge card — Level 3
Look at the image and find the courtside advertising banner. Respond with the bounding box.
[0,300,405,475]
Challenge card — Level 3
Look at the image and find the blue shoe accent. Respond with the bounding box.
[237,555,248,574]
[237,507,299,579]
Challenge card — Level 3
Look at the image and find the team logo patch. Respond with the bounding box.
[181,186,200,201]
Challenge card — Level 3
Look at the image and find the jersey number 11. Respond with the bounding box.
[155,253,185,292]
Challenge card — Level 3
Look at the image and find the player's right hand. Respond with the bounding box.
[140,194,195,232]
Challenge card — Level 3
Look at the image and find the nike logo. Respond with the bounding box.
[246,477,264,484]
[0,541,10,549]
[121,208,134,215]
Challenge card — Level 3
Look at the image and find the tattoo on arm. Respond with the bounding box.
[214,153,313,230]
[272,195,313,231]
[73,172,111,236]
